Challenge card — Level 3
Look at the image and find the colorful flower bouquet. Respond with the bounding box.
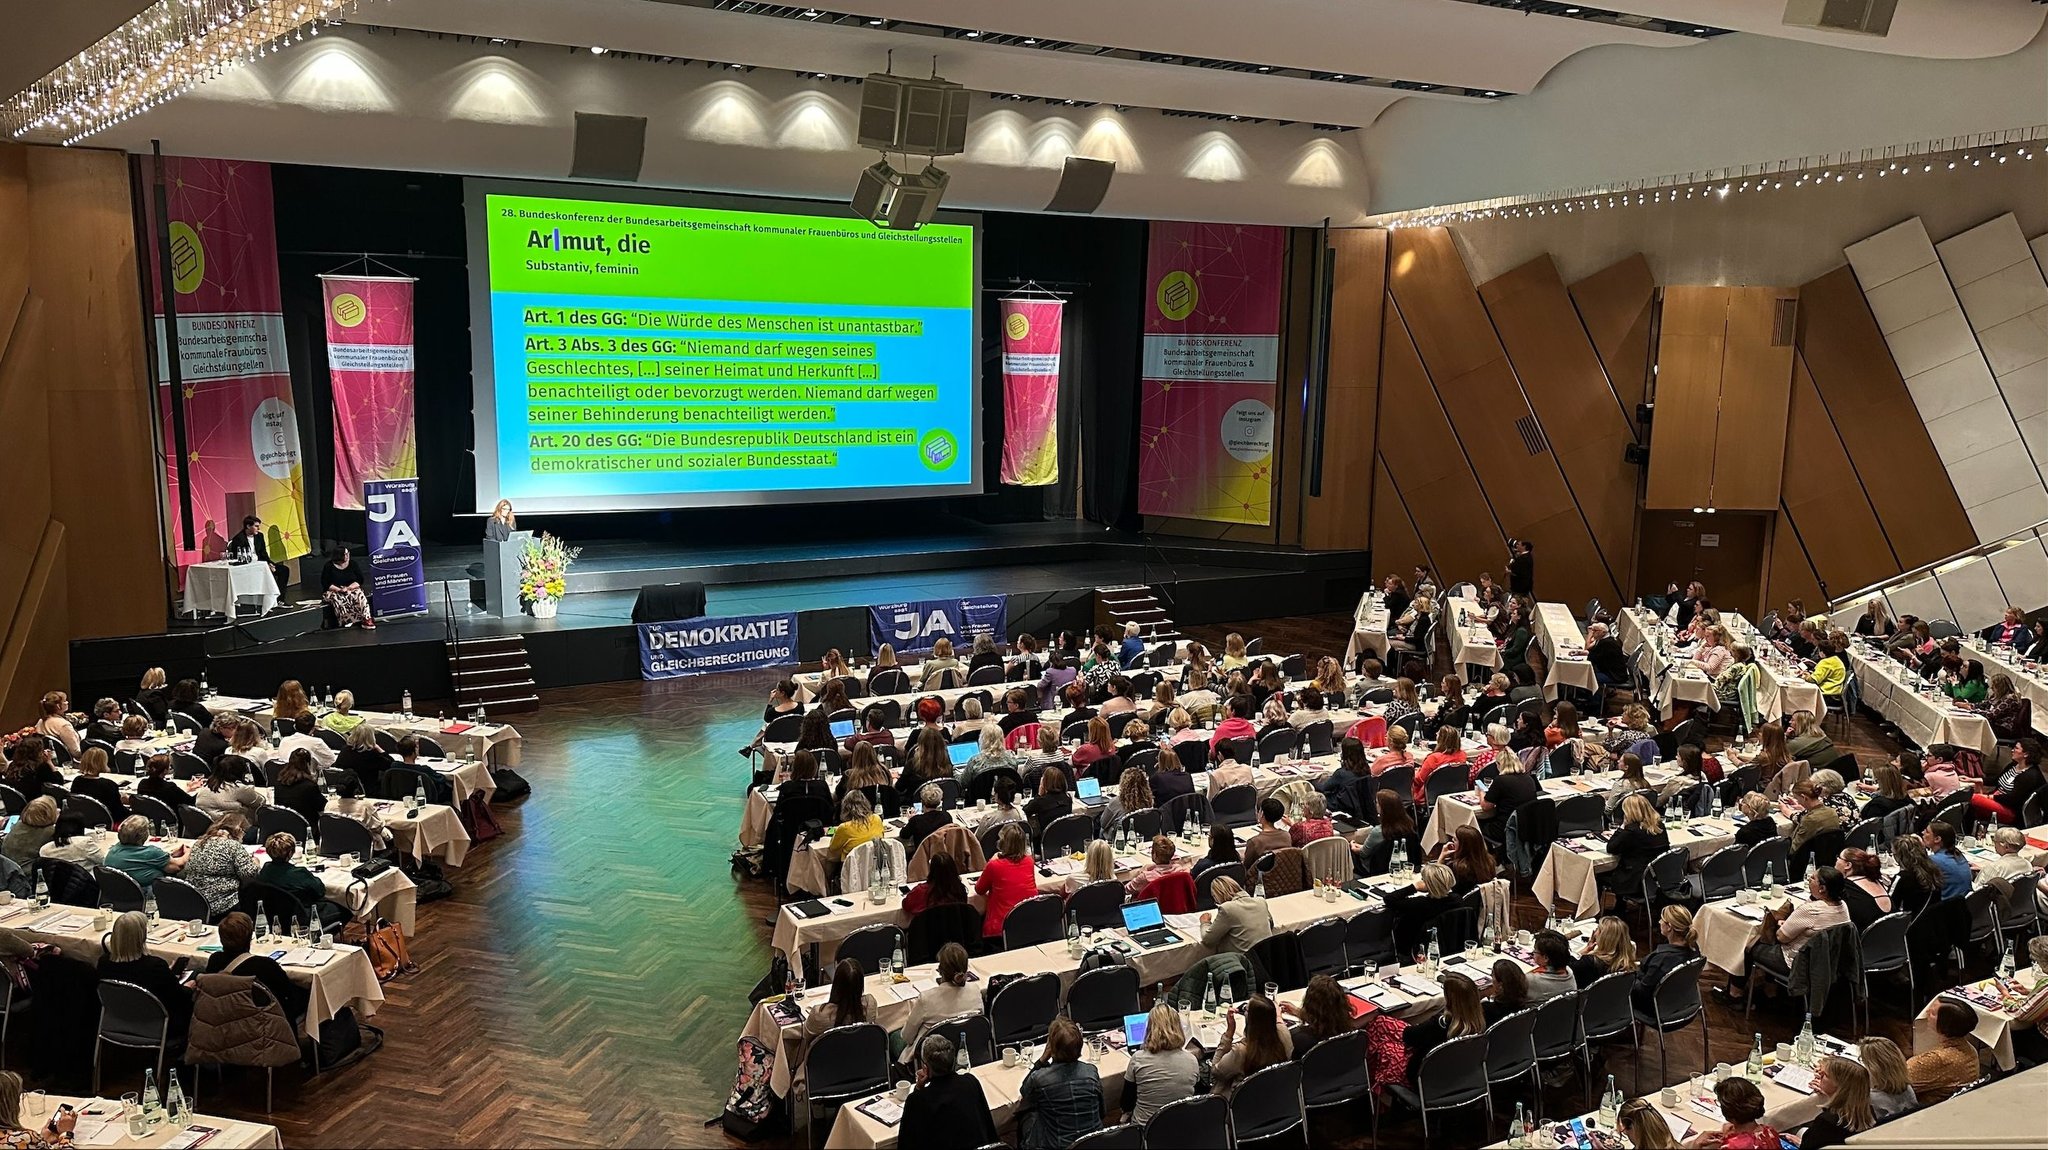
[519,532,580,617]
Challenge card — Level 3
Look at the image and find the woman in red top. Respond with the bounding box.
[1413,726,1468,804]
[902,851,971,918]
[973,824,1039,939]
[1209,693,1258,750]
[1069,718,1118,772]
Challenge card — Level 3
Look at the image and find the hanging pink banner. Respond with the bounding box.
[999,297,1063,486]
[1136,221,1287,525]
[321,275,419,509]
[144,156,310,565]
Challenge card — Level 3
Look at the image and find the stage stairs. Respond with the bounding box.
[1097,585,1181,646]
[449,635,540,716]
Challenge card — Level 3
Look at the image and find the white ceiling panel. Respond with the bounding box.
[1611,0,2043,59]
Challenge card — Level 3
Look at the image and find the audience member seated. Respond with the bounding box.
[1527,931,1578,1001]
[1210,994,1292,1095]
[325,772,392,847]
[204,910,309,1021]
[1209,694,1258,752]
[896,941,984,1068]
[1369,727,1417,775]
[1025,767,1074,843]
[255,832,326,913]
[84,698,126,747]
[1786,710,1842,776]
[185,813,261,918]
[1857,760,1917,824]
[1125,835,1187,898]
[1735,793,1780,848]
[1688,1076,1777,1150]
[270,751,326,830]
[1288,793,1336,847]
[38,813,106,868]
[898,1032,999,1149]
[1123,1003,1198,1124]
[825,791,885,865]
[1403,970,1483,1083]
[1385,863,1462,960]
[1781,781,1842,862]
[1974,736,2043,825]
[1616,1099,1679,1150]
[97,910,193,1041]
[1837,848,1892,914]
[191,714,234,766]
[1907,999,1983,1104]
[196,755,265,822]
[794,958,877,1092]
[319,690,366,735]
[1317,737,1370,815]
[1570,916,1638,986]
[1,798,58,868]
[1634,906,1697,1013]
[36,691,84,758]
[1240,799,1291,870]
[1923,820,1974,899]
[1199,875,1273,955]
[67,747,129,824]
[974,825,1038,940]
[1733,866,1850,1002]
[898,782,953,853]
[224,718,275,771]
[1413,726,1468,804]
[1476,752,1539,845]
[1484,960,1531,1026]
[1016,1018,1101,1150]
[278,711,338,770]
[1353,790,1420,877]
[1603,794,1671,898]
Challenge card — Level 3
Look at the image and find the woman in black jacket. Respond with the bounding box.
[135,754,195,813]
[1385,862,1463,962]
[1025,766,1075,845]
[334,723,393,797]
[203,911,310,1022]
[67,747,129,824]
[1602,794,1671,896]
[1632,905,1696,1014]
[270,750,326,830]
[99,911,193,1040]
[1733,792,1781,847]
[168,679,213,730]
[136,667,172,727]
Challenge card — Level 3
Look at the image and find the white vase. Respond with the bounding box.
[531,598,558,619]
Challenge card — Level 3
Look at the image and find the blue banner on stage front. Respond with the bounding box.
[639,613,800,680]
[867,595,1008,654]
[363,477,427,617]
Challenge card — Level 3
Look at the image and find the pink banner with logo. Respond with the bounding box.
[1136,222,1287,525]
[999,297,1062,486]
[321,275,419,509]
[145,156,310,565]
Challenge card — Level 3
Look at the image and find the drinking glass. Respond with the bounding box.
[123,1094,146,1137]
[1361,961,1379,983]
[1263,981,1278,1003]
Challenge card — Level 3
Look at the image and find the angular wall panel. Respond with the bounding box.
[1305,228,1385,551]
[1708,287,1795,510]
[1568,253,1655,438]
[1645,286,1725,511]
[1987,538,2048,616]
[1935,555,2006,633]
[1375,304,1501,585]
[1367,457,1430,591]
[1764,519,1824,625]
[1478,254,1638,594]
[1778,356,1894,596]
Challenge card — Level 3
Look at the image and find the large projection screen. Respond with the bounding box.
[465,179,982,513]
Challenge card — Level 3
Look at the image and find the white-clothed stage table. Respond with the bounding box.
[1445,598,1503,674]
[38,1096,282,1150]
[180,560,280,618]
[1963,641,2048,736]
[1344,598,1391,667]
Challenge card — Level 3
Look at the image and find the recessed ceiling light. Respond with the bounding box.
[1023,37,1038,44]
[867,17,883,25]
[489,37,505,44]
[1693,27,1707,33]
[802,8,819,15]
[965,30,980,37]
[1256,65,1270,71]
[1332,73,1345,80]
[589,45,606,54]
[1565,6,1580,12]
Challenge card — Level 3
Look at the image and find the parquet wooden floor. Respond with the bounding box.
[34,612,1975,1149]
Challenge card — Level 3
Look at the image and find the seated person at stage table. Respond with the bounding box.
[226,514,290,591]
[321,545,376,630]
[325,772,392,847]
[1983,605,2036,652]
[484,498,517,542]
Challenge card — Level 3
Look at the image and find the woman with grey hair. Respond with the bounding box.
[183,812,261,917]
[103,814,186,894]
[1808,768,1861,825]
[97,910,193,1039]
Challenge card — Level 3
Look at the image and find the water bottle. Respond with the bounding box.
[1760,861,1775,895]
[199,670,211,698]
[144,892,158,923]
[1480,917,1496,954]
[402,689,413,719]
[1795,1013,1816,1065]
[323,684,334,707]
[413,781,427,811]
[1999,941,2017,980]
[868,865,885,906]
[142,1069,163,1124]
[475,702,487,724]
[1508,1102,1529,1148]
[891,941,906,976]
[1390,839,1408,876]
[1425,927,1441,974]
[1542,906,1557,935]
[1202,977,1218,1019]
[1253,875,1267,899]
[1748,1032,1764,1076]
[255,910,270,941]
[1598,1075,1620,1127]
[1666,795,1683,828]
[1710,786,1724,818]
[955,1030,971,1071]
[166,1069,190,1129]
[1250,747,1261,769]
[1067,913,1081,957]
[30,869,46,909]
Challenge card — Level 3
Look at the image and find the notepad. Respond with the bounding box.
[855,1095,904,1126]
[164,1125,224,1150]
[1772,1064,1817,1094]
[281,948,335,968]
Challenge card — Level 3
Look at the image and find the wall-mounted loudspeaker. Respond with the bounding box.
[571,112,648,182]
[1044,157,1116,214]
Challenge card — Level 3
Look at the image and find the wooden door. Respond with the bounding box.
[1635,510,1769,618]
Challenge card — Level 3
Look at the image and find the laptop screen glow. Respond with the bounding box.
[1120,900,1164,932]
[947,741,977,766]
[829,719,856,739]
[1076,777,1102,800]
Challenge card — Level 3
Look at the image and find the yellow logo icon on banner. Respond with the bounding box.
[167,221,205,295]
[1156,270,1198,321]
[1004,312,1030,341]
[330,293,367,328]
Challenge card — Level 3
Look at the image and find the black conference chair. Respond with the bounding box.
[1211,784,1259,829]
[152,876,211,924]
[1143,1093,1230,1150]
[1230,1061,1306,1145]
[316,814,375,859]
[1073,1125,1142,1150]
[988,972,1061,1045]
[1300,1030,1375,1139]
[1067,880,1127,931]
[1632,955,1707,1095]
[1039,814,1096,858]
[803,1023,888,1150]
[1002,893,1067,951]
[1064,965,1140,1031]
[1483,1006,1542,1123]
[1411,1033,1489,1142]
[93,981,177,1097]
[93,866,145,912]
[832,924,905,976]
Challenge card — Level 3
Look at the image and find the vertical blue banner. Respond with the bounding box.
[364,477,428,617]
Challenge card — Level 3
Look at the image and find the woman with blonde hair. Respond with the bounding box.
[1,797,58,868]
[319,689,366,734]
[1617,1098,1680,1149]
[1797,1056,1876,1149]
[1311,656,1348,704]
[1603,793,1668,897]
[1147,680,1178,723]
[135,667,171,726]
[1221,632,1249,670]
[1123,1003,1198,1123]
[1062,839,1117,897]
[1573,915,1638,984]
[1102,767,1154,827]
[1858,1037,1917,1118]
[1634,905,1696,1012]
[1369,726,1416,774]
[1164,707,1202,746]
[1604,703,1656,755]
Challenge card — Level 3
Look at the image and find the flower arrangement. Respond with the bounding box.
[519,532,580,615]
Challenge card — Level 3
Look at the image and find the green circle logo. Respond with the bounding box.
[919,429,958,472]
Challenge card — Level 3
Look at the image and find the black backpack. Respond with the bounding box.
[490,768,531,801]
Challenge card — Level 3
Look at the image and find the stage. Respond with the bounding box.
[71,519,1369,708]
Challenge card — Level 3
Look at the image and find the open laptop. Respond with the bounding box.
[829,718,856,740]
[1119,899,1182,949]
[947,741,977,768]
[1075,776,1106,807]
[1123,1011,1150,1045]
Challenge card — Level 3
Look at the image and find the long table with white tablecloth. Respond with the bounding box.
[1846,647,1996,754]
[203,696,523,767]
[1532,602,1595,699]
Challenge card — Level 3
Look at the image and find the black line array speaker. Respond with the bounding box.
[571,112,648,182]
[633,582,706,624]
[1045,157,1116,213]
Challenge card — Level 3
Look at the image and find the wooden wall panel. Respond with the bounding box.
[1645,286,1724,510]
[1764,517,1826,627]
[0,526,69,735]
[1570,254,1655,435]
[1779,356,1896,595]
[0,298,50,618]
[1708,288,1796,510]
[1479,254,1638,593]
[1367,457,1429,590]
[1375,306,1500,582]
[0,146,26,359]
[1797,265,1976,568]
[27,147,161,641]
[1304,228,1384,551]
[1387,227,1619,608]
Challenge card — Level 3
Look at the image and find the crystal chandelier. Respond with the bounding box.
[5,0,368,146]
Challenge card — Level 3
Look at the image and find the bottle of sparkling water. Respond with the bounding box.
[1390,839,1408,876]
[1748,1032,1765,1076]
[1254,875,1267,899]
[890,940,906,977]
[1425,926,1441,974]
[142,1069,163,1124]
[1480,916,1496,954]
[413,780,427,809]
[1999,940,2017,980]
[868,864,885,906]
[1508,1102,1529,1148]
[1067,913,1081,957]
[955,1030,971,1071]
[1761,861,1776,894]
[144,892,158,923]
[1710,785,1724,818]
[199,670,211,698]
[401,689,413,719]
[1202,977,1218,1019]
[1250,747,1261,770]
[255,910,270,941]
[1796,1013,1816,1065]
[1542,905,1557,935]
[323,684,335,708]
[166,1069,190,1129]
[1598,1075,1620,1127]
[1666,795,1684,828]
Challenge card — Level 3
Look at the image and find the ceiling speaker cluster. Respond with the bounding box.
[852,66,967,230]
